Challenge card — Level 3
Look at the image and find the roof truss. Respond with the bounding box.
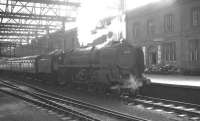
[0,0,80,44]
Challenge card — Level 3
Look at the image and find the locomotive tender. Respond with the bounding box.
[0,40,150,96]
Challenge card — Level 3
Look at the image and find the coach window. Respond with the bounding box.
[192,7,200,26]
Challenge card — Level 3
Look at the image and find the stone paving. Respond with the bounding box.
[146,74,200,87]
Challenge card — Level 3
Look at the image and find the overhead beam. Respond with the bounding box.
[0,43,17,47]
[0,0,79,46]
[0,37,34,39]
[0,28,44,32]
[0,3,79,12]
[0,25,59,31]
[0,32,45,36]
[0,23,60,30]
[10,0,80,7]
[0,23,57,27]
[0,12,76,21]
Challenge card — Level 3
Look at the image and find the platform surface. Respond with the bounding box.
[146,74,200,87]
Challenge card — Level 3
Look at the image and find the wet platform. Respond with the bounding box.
[146,74,200,88]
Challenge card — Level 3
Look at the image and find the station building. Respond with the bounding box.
[126,0,200,73]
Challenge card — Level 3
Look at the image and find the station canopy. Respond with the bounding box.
[0,0,80,44]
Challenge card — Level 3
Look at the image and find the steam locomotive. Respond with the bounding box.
[0,40,150,96]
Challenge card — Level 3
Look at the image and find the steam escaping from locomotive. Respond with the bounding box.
[125,74,143,90]
[109,72,148,96]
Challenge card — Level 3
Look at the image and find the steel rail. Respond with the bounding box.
[0,79,150,121]
[137,95,200,110]
[126,95,200,119]
[0,82,101,121]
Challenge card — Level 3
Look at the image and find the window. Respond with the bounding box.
[192,7,200,26]
[132,22,140,38]
[147,19,155,35]
[163,42,176,61]
[164,14,174,32]
[189,40,199,61]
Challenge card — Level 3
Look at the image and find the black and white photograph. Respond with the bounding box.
[0,0,199,121]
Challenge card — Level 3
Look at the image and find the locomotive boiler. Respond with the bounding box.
[57,41,150,95]
[0,40,150,96]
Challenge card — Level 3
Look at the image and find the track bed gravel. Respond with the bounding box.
[1,76,191,121]
[0,92,63,121]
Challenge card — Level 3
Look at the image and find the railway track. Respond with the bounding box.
[125,95,200,121]
[0,79,150,121]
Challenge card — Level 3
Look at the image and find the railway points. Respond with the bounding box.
[0,91,63,121]
[125,95,200,120]
[0,79,151,121]
[0,77,193,121]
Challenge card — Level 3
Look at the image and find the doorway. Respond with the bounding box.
[150,52,157,65]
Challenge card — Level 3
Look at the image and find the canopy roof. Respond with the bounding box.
[0,0,80,44]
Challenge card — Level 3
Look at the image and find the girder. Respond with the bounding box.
[0,28,44,32]
[0,32,44,36]
[0,3,73,9]
[0,26,57,30]
[10,0,80,6]
[0,26,58,32]
[0,0,80,46]
[0,37,34,39]
[0,12,75,21]
[0,23,58,28]
[0,23,59,34]
[0,41,16,47]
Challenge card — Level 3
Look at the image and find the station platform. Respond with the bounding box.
[142,74,200,105]
[146,74,200,88]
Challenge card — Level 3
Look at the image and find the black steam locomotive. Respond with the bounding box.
[0,40,150,96]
